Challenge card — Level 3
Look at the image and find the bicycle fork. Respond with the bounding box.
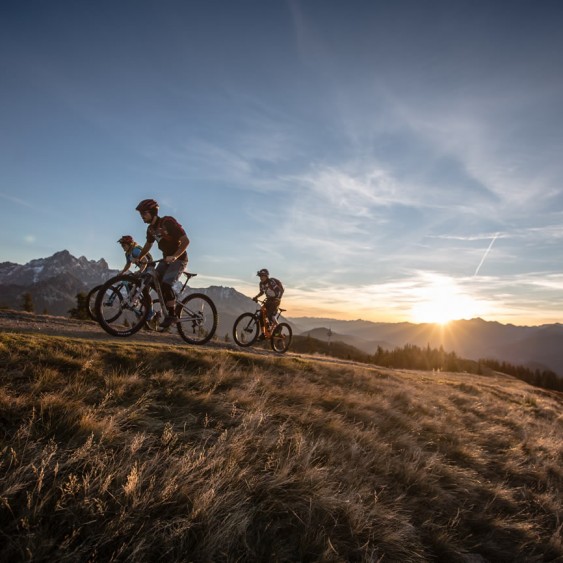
[260,307,277,338]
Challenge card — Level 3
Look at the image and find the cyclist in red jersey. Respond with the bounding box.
[135,199,189,329]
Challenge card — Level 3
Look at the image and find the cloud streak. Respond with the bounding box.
[474,233,500,277]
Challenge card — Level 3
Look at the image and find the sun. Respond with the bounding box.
[410,275,484,325]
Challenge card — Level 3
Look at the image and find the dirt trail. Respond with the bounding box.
[0,309,185,344]
[1,310,391,374]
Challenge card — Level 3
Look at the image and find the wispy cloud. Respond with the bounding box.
[0,192,35,209]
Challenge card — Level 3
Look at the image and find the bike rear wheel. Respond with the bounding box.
[95,275,150,337]
[86,285,102,321]
[233,312,260,347]
[176,293,218,345]
[271,322,292,353]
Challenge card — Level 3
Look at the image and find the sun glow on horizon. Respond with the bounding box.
[409,275,487,325]
[273,274,494,325]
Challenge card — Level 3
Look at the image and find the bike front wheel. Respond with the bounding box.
[95,275,150,337]
[271,323,292,353]
[176,293,218,345]
[233,312,260,347]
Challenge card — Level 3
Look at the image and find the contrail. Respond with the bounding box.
[474,233,500,277]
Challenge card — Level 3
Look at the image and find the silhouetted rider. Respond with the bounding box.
[253,268,284,328]
[135,199,189,329]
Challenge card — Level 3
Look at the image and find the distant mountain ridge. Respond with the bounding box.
[1,251,562,377]
[291,316,563,377]
[0,250,119,315]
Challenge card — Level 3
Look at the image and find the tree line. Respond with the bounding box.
[15,291,89,319]
[293,336,563,393]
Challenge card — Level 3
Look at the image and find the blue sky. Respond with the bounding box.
[1,0,563,325]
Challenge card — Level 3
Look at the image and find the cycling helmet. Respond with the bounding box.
[135,199,159,213]
[117,235,134,244]
[257,268,269,277]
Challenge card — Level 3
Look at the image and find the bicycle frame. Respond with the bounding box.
[96,259,218,343]
[255,300,284,338]
[133,261,198,323]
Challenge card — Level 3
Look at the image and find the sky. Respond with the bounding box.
[1,0,563,326]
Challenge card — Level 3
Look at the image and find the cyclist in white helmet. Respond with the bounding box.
[253,268,285,329]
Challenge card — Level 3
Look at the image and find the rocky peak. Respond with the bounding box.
[0,250,117,287]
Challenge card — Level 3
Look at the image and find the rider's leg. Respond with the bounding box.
[158,260,187,327]
[265,298,280,327]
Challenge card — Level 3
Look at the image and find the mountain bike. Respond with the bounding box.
[232,300,292,353]
[86,272,191,331]
[94,261,218,344]
[87,257,155,323]
[87,281,163,331]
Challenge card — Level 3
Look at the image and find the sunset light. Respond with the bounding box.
[409,275,486,325]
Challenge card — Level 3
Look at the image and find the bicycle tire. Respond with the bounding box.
[95,275,150,337]
[86,285,102,321]
[233,312,260,347]
[271,322,292,353]
[176,293,218,345]
[89,283,122,324]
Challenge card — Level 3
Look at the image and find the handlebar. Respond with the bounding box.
[253,299,286,314]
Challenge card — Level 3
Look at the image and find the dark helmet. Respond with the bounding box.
[117,235,134,245]
[257,268,269,277]
[135,199,159,214]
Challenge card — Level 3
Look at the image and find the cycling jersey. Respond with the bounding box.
[125,245,152,267]
[146,216,188,260]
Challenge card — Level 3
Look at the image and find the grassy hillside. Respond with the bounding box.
[1,332,562,562]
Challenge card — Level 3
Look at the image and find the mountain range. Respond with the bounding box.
[0,251,118,316]
[1,251,562,377]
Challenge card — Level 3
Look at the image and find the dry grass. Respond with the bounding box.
[0,332,562,562]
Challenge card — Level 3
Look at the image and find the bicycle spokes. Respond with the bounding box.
[95,275,150,337]
[270,322,292,353]
[176,293,218,345]
[232,312,260,347]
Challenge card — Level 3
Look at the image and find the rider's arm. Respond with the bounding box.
[118,262,131,276]
[137,259,148,272]
[165,234,190,262]
[130,247,148,272]
[137,241,154,262]
[253,289,264,301]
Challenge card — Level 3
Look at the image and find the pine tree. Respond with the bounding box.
[68,292,90,320]
[22,292,34,313]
